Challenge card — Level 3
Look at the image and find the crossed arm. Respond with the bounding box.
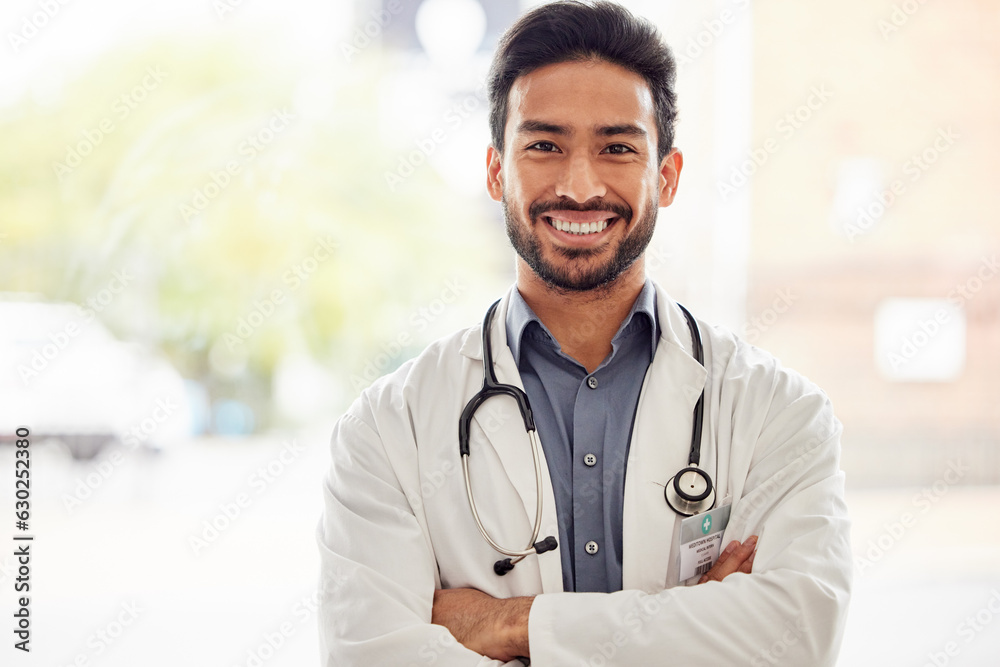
[431,537,759,662]
[320,362,852,666]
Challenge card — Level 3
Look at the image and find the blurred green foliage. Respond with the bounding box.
[0,31,508,427]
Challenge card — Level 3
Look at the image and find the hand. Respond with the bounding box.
[698,535,757,584]
[432,588,534,662]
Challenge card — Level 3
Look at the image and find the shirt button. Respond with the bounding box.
[585,540,599,555]
[584,453,597,467]
[587,376,598,389]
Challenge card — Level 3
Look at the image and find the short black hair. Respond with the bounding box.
[487,0,678,161]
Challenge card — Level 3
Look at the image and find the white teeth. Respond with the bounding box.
[550,218,610,235]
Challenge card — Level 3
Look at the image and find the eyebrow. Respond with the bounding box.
[516,120,648,138]
[517,120,569,135]
[597,123,647,138]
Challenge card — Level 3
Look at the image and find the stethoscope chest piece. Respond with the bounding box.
[664,465,715,517]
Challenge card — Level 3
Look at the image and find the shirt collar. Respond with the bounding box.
[504,278,660,367]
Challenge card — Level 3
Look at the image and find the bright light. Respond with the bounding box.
[415,0,487,65]
[874,298,966,382]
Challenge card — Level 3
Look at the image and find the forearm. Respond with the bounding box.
[435,535,758,661]
[431,588,533,661]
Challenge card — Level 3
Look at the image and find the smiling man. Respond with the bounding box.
[318,2,852,665]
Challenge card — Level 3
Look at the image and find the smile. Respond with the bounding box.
[545,217,613,236]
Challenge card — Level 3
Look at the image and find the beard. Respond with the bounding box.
[502,194,657,293]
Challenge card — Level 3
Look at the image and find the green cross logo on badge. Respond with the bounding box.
[701,514,712,534]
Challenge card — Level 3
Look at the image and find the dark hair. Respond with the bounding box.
[487,0,678,161]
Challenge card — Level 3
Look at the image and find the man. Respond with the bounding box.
[318,2,852,665]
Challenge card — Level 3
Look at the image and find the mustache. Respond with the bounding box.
[528,198,632,223]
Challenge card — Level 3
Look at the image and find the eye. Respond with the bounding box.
[603,144,635,155]
[527,141,560,152]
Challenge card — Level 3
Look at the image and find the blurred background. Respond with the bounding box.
[0,0,997,664]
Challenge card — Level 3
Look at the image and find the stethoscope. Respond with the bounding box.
[459,298,714,576]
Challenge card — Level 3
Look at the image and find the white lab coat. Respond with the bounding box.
[318,282,852,666]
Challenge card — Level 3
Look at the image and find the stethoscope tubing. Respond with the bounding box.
[461,428,545,560]
[459,296,716,573]
[460,299,550,565]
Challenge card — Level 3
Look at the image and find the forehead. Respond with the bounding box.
[506,59,656,137]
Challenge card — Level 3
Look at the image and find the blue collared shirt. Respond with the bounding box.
[505,281,659,592]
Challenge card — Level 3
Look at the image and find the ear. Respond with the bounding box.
[657,149,683,208]
[486,145,503,202]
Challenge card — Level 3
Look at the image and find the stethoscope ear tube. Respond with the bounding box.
[460,300,536,455]
[677,303,705,469]
[494,536,558,576]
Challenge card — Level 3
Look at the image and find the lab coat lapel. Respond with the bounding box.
[458,289,564,594]
[622,284,708,592]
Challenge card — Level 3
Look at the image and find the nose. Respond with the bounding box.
[554,154,607,203]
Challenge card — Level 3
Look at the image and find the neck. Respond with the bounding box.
[515,258,647,373]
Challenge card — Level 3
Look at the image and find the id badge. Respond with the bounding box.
[677,502,731,582]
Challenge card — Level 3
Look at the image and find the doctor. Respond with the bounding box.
[318,1,852,665]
